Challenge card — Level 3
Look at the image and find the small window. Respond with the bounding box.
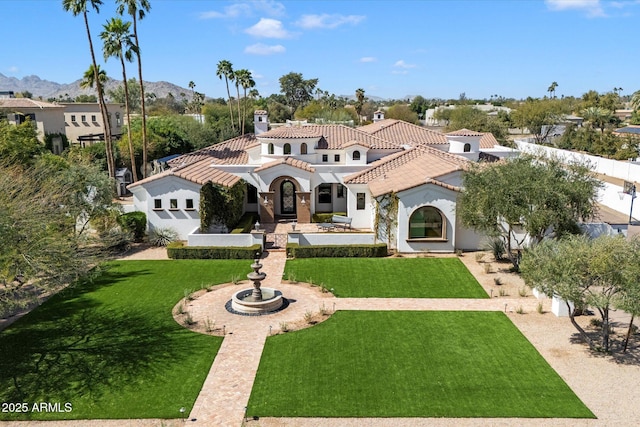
[356,193,366,210]
[284,143,291,155]
[186,199,194,210]
[318,184,332,204]
[247,185,258,204]
[91,115,97,122]
[322,154,328,162]
[334,154,340,162]
[154,199,162,210]
[463,143,471,153]
[258,116,263,122]
[353,150,361,161]
[81,115,87,122]
[71,115,76,122]
[170,199,178,209]
[301,143,308,154]
[409,206,445,239]
[337,184,345,198]
[268,143,274,154]
[116,112,121,126]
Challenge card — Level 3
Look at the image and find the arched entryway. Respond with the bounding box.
[280,179,296,216]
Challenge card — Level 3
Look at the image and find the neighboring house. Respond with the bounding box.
[1,98,66,148]
[60,102,124,146]
[1,97,124,151]
[128,111,514,252]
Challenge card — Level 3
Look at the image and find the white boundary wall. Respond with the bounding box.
[288,232,376,246]
[187,230,264,250]
[515,139,639,219]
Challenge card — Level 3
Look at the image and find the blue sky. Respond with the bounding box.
[2,0,640,100]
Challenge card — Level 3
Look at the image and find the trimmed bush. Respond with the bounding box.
[167,242,261,259]
[118,211,147,241]
[287,243,387,258]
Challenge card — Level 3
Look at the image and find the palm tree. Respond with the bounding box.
[582,106,612,133]
[101,17,139,182]
[116,0,151,178]
[235,69,254,133]
[248,88,260,100]
[547,81,558,98]
[216,60,236,132]
[62,0,115,178]
[631,91,640,112]
[355,88,365,124]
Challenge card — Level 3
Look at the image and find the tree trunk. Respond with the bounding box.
[84,11,115,178]
[225,79,235,131]
[133,16,148,179]
[235,84,241,134]
[601,307,610,352]
[120,54,138,182]
[568,302,596,350]
[623,314,635,352]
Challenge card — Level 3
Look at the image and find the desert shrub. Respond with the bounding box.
[149,227,178,246]
[118,211,147,241]
[484,237,505,261]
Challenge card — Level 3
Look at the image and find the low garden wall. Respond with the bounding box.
[187,229,265,250]
[287,231,376,246]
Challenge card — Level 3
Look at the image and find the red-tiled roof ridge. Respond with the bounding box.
[358,119,448,146]
[168,134,255,167]
[128,158,241,189]
[446,128,484,137]
[257,126,323,139]
[254,157,315,173]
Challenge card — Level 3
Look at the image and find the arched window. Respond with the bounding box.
[283,143,291,155]
[463,143,471,153]
[268,143,274,154]
[301,143,308,154]
[409,206,445,239]
[353,150,361,161]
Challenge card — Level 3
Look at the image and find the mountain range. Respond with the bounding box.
[0,73,194,101]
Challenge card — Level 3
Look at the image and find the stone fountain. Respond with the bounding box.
[230,257,284,315]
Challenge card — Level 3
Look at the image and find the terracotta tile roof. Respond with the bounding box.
[0,98,64,109]
[254,157,315,173]
[342,139,371,149]
[479,133,499,148]
[446,128,484,137]
[301,124,398,150]
[344,145,468,197]
[258,126,323,139]
[358,119,448,145]
[128,159,241,190]
[168,134,255,167]
[254,109,267,115]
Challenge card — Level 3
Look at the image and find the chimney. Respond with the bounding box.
[254,110,268,135]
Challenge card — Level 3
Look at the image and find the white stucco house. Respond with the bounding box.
[127,111,516,252]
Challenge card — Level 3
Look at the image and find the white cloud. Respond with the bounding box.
[394,60,416,69]
[199,1,285,19]
[245,18,292,38]
[295,14,365,29]
[545,0,606,17]
[199,4,251,19]
[244,43,286,55]
[360,57,377,63]
[7,66,19,73]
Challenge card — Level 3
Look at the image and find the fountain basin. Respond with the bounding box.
[231,287,284,314]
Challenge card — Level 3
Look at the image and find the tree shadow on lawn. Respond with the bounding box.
[568,325,640,365]
[0,266,205,418]
[0,306,183,405]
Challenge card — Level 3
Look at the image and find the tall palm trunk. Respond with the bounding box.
[225,78,235,131]
[84,11,115,178]
[119,55,138,182]
[235,83,241,134]
[132,15,148,178]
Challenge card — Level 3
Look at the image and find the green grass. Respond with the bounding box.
[0,260,250,421]
[247,311,594,418]
[284,258,488,298]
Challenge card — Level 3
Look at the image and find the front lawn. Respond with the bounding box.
[284,257,488,298]
[247,311,594,418]
[0,260,250,421]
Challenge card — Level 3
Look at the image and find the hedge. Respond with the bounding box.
[231,212,260,234]
[118,211,147,241]
[311,212,347,223]
[167,242,262,259]
[287,243,388,258]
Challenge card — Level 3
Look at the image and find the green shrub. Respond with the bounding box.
[484,237,506,261]
[287,243,387,258]
[149,227,178,246]
[167,242,261,259]
[118,211,147,241]
[230,212,260,234]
